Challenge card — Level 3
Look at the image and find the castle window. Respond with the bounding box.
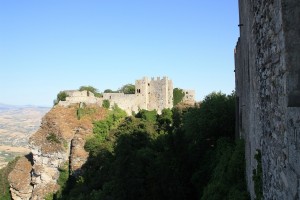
[136,89,141,93]
[148,83,150,86]
[110,96,111,99]
[186,91,188,94]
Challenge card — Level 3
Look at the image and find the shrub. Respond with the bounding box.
[77,107,96,120]
[46,133,61,144]
[54,91,69,105]
[102,100,110,109]
[135,109,157,123]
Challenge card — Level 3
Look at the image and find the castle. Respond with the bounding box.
[235,0,300,199]
[58,76,195,115]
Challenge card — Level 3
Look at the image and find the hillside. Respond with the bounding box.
[7,105,107,199]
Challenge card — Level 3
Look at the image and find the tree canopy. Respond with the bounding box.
[118,84,135,94]
[173,88,185,106]
[79,86,102,97]
[53,91,69,105]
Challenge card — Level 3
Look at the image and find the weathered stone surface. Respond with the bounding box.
[59,77,195,115]
[8,157,33,200]
[8,105,106,199]
[236,0,300,199]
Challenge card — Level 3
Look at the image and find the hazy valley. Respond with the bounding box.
[0,104,49,168]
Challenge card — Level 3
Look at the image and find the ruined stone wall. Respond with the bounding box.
[58,77,191,115]
[236,0,300,199]
[182,89,195,105]
[58,90,102,107]
[103,93,138,115]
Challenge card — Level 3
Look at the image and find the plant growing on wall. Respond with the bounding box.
[253,149,263,200]
[173,88,185,106]
[53,91,69,105]
[79,86,102,97]
[118,84,135,94]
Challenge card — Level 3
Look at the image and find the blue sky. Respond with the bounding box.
[0,0,239,106]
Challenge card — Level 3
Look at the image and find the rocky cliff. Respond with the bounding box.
[8,105,106,200]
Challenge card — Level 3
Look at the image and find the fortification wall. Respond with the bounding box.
[236,0,300,199]
[103,93,138,115]
[58,90,102,107]
[148,77,173,113]
[182,90,195,105]
[58,77,192,116]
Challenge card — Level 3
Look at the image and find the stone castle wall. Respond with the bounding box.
[58,90,102,107]
[182,89,195,105]
[59,77,194,115]
[103,93,138,115]
[236,0,300,199]
[105,76,174,115]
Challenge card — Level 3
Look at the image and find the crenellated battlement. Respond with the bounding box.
[58,76,195,115]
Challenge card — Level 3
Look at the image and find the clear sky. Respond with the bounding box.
[0,0,239,106]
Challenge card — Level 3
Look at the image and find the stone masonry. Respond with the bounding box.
[59,76,195,115]
[235,0,300,199]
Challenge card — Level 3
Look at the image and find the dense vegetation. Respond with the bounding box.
[52,91,249,200]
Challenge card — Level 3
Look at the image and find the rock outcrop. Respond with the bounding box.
[8,105,106,200]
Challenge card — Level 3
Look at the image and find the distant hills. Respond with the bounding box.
[0,103,50,168]
[0,103,50,111]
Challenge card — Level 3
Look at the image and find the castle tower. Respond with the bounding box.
[135,77,149,110]
[134,76,173,114]
[147,76,173,113]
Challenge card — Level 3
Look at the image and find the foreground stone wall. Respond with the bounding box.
[236,0,300,199]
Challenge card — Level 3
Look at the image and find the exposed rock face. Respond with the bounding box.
[8,157,33,200]
[8,105,106,200]
[236,0,300,199]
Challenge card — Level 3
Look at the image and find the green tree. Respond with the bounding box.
[173,88,185,106]
[79,86,102,97]
[104,89,115,93]
[54,91,69,105]
[118,84,135,94]
[135,109,157,123]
